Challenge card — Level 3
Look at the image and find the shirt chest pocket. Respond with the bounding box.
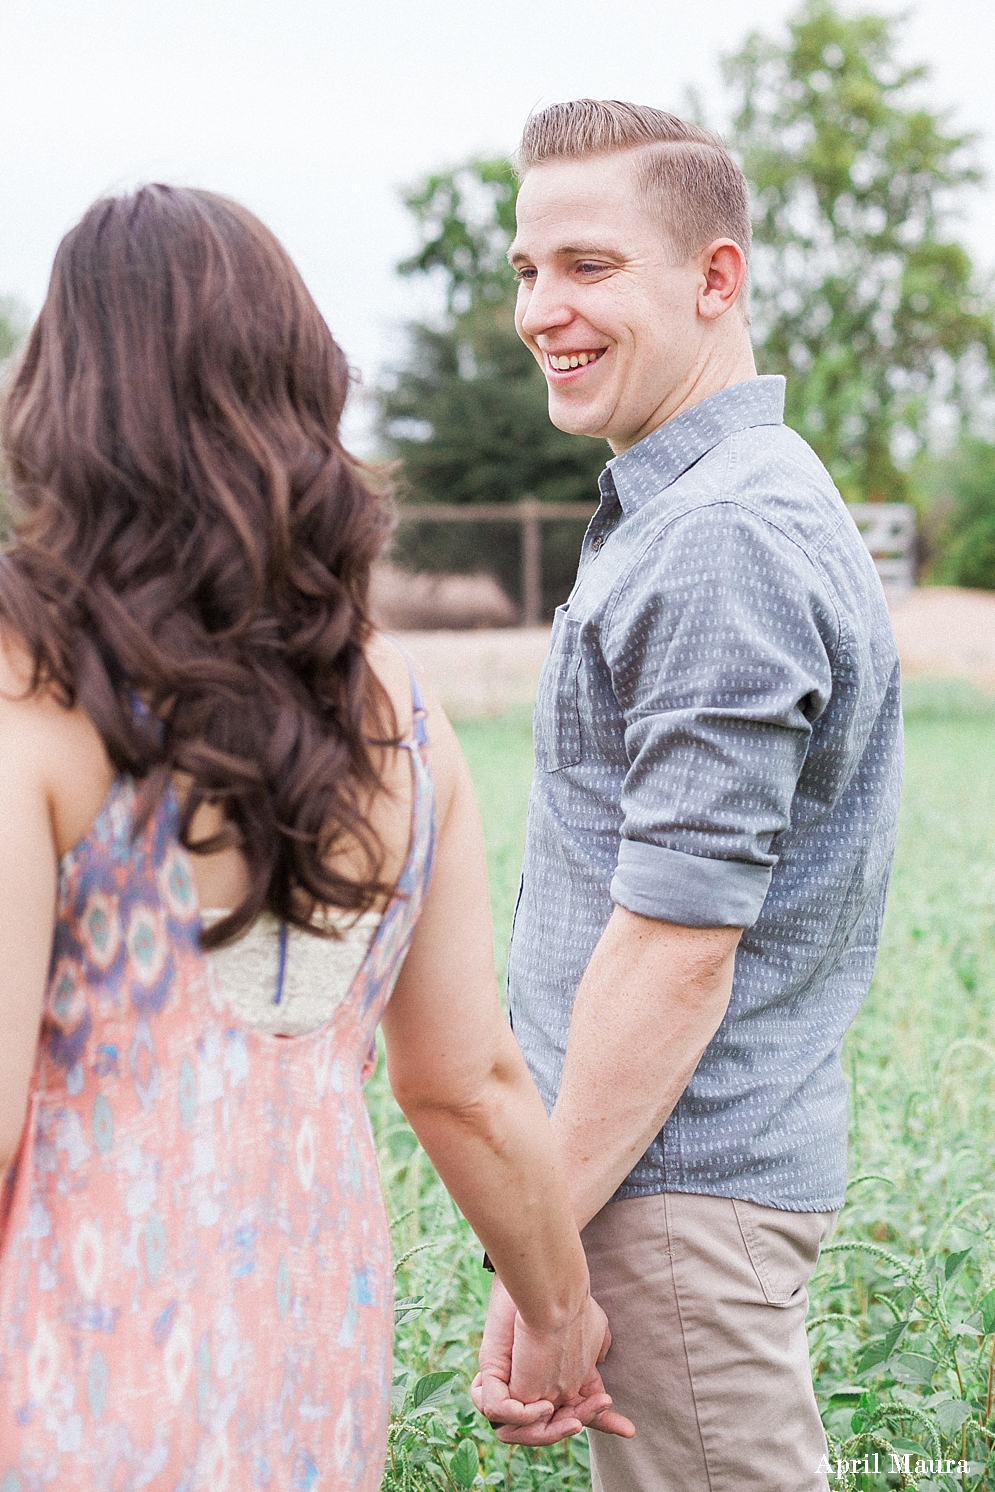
[534,610,583,773]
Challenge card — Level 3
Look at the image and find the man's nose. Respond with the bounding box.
[518,274,574,340]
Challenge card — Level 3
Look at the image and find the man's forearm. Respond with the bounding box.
[550,906,742,1230]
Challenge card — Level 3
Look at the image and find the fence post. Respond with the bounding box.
[520,497,542,627]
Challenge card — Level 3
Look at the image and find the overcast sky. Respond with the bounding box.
[2,0,993,449]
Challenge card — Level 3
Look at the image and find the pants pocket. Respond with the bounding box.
[733,1199,836,1306]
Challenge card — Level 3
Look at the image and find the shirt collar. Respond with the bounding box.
[599,375,786,516]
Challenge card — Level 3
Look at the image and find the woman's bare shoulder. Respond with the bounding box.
[0,628,64,750]
[0,625,38,703]
[0,625,115,856]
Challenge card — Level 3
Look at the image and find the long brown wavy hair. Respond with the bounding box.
[0,184,397,947]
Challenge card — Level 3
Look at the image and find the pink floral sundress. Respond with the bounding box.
[0,690,434,1490]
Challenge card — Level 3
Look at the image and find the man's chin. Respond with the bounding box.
[545,396,610,442]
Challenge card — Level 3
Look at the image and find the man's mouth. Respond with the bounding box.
[544,348,607,372]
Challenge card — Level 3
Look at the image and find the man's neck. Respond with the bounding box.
[609,337,758,456]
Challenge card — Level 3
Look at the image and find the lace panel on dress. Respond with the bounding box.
[201,908,382,1036]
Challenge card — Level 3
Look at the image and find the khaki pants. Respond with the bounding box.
[582,1192,835,1492]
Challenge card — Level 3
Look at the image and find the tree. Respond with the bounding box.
[0,298,29,539]
[725,0,995,503]
[917,439,995,589]
[377,161,608,613]
[0,298,23,364]
[396,158,520,317]
[381,0,995,607]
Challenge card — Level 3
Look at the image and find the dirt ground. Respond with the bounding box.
[398,586,995,718]
[887,587,995,690]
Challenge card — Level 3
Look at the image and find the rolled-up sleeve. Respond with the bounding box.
[605,503,838,928]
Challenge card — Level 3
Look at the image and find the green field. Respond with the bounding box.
[373,681,995,1492]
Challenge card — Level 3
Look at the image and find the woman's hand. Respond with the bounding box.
[470,1279,635,1446]
[510,1288,611,1409]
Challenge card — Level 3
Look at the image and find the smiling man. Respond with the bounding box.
[471,102,903,1491]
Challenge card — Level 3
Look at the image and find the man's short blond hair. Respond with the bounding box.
[516,99,753,271]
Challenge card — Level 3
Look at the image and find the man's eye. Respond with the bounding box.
[515,267,537,283]
[577,262,607,275]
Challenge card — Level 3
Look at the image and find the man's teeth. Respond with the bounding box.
[550,351,601,370]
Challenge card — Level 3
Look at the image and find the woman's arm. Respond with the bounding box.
[0,694,61,1174]
[0,636,115,1179]
[379,688,608,1414]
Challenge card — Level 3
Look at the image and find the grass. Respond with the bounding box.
[450,707,534,990]
[373,678,995,1491]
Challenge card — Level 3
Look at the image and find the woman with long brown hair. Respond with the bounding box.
[0,186,629,1486]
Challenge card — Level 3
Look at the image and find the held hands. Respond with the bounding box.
[470,1278,635,1446]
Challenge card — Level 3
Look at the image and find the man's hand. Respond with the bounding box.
[470,1279,635,1445]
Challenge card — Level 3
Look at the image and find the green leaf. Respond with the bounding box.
[856,1318,910,1372]
[979,1288,995,1334]
[828,1387,864,1405]
[933,1398,974,1435]
[889,1351,940,1386]
[881,1319,910,1357]
[945,1247,972,1280]
[856,1343,886,1374]
[394,1296,428,1325]
[448,1440,479,1490]
[412,1371,457,1410]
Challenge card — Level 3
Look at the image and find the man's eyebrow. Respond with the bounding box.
[507,243,622,266]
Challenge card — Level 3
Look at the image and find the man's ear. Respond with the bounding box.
[697,240,747,321]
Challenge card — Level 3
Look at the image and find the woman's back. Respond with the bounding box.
[0,632,436,1488]
[189,635,421,1037]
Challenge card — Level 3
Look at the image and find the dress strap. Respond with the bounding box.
[407,661,429,750]
[273,920,289,1005]
[385,637,428,751]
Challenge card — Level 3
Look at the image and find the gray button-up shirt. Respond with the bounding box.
[507,376,902,1212]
